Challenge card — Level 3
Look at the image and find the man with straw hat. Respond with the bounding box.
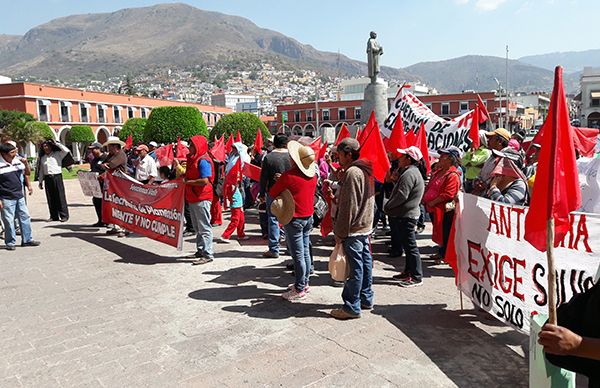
[330,138,375,319]
[269,140,317,301]
[101,136,129,237]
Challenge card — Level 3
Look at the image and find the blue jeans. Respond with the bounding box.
[189,200,213,258]
[1,197,33,247]
[390,217,422,281]
[341,235,374,315]
[266,194,281,254]
[284,217,313,292]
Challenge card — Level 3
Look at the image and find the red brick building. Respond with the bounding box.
[0,82,231,158]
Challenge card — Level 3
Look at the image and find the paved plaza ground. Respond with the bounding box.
[1,180,530,387]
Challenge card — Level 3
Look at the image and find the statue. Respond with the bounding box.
[366,31,383,82]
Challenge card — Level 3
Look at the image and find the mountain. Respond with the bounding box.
[0,34,19,51]
[519,49,600,73]
[405,55,579,93]
[0,3,414,81]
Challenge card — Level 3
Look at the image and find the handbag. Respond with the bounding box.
[328,242,349,282]
[313,192,329,221]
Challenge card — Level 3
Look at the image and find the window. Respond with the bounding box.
[306,110,313,121]
[80,103,90,122]
[98,105,107,123]
[460,101,469,112]
[113,106,122,123]
[322,109,330,121]
[141,108,147,119]
[441,103,450,115]
[592,98,600,107]
[355,107,361,120]
[128,107,135,119]
[294,111,300,122]
[338,108,346,120]
[60,101,72,122]
[37,100,50,122]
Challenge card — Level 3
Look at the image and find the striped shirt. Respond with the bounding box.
[0,155,25,200]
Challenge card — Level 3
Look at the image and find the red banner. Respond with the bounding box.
[102,171,185,249]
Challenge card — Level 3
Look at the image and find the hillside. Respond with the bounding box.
[519,49,600,73]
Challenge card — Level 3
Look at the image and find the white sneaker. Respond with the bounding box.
[282,288,306,301]
[219,236,231,243]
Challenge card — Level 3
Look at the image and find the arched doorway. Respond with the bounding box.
[587,112,600,128]
[96,127,110,144]
[292,125,303,136]
[303,124,315,138]
[113,127,121,137]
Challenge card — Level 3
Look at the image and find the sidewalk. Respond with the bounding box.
[0,180,528,387]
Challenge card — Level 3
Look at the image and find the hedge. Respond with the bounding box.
[209,112,270,147]
[144,106,208,143]
[119,118,147,144]
[68,125,95,143]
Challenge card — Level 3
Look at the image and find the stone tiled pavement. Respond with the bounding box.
[0,180,529,387]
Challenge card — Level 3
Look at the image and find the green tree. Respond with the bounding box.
[30,121,55,141]
[68,125,95,160]
[0,109,34,130]
[145,106,208,143]
[119,118,147,144]
[210,112,270,146]
[2,120,53,152]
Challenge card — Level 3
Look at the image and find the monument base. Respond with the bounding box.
[361,78,389,129]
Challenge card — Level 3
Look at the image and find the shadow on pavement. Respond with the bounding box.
[372,303,528,388]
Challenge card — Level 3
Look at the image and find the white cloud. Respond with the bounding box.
[475,0,507,11]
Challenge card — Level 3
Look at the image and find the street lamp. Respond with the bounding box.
[494,77,504,128]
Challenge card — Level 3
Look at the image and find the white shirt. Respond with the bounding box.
[135,154,158,182]
[40,143,69,177]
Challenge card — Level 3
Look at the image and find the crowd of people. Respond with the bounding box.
[0,126,585,320]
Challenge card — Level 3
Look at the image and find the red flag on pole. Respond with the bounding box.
[242,162,261,182]
[124,134,133,150]
[385,115,407,155]
[334,123,351,146]
[209,135,226,162]
[223,158,242,204]
[416,123,431,174]
[405,128,416,147]
[525,66,581,252]
[359,111,390,182]
[477,94,489,123]
[176,137,189,160]
[468,108,480,149]
[318,141,328,160]
[356,128,364,143]
[155,144,174,167]
[309,137,321,154]
[235,130,242,143]
[225,134,233,154]
[254,128,263,152]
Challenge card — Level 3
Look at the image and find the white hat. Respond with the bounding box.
[103,136,125,147]
[149,141,158,147]
[287,140,316,178]
[397,146,423,161]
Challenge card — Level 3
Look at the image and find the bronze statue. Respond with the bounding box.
[367,31,383,81]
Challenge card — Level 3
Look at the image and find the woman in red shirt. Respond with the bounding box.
[270,141,317,301]
[423,146,462,263]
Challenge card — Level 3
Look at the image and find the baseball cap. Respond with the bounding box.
[88,142,103,149]
[397,146,423,161]
[136,144,149,152]
[337,138,360,153]
[485,128,511,141]
[149,141,158,147]
[438,145,462,160]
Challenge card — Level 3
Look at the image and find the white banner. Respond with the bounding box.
[577,157,600,213]
[455,193,600,333]
[77,171,102,198]
[383,89,476,152]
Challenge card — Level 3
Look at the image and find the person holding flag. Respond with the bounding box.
[220,143,249,242]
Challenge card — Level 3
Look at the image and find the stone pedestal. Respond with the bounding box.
[361,78,389,128]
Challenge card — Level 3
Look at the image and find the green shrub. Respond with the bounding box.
[210,112,270,146]
[0,109,34,130]
[30,121,56,141]
[68,125,95,143]
[119,118,147,144]
[144,106,208,143]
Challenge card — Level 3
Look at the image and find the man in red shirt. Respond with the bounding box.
[270,141,317,301]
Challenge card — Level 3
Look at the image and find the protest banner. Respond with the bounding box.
[453,193,599,333]
[577,157,600,214]
[383,89,476,152]
[77,171,102,198]
[102,171,185,249]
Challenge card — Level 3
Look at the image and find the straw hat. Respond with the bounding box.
[287,140,316,178]
[270,189,295,226]
[103,136,125,147]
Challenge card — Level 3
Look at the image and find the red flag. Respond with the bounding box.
[176,137,189,160]
[318,141,328,160]
[254,128,263,152]
[125,134,133,150]
[225,135,233,154]
[468,108,480,149]
[477,94,489,123]
[405,128,416,147]
[385,115,407,155]
[155,144,174,167]
[235,130,242,143]
[359,112,390,182]
[223,158,242,203]
[533,125,599,158]
[417,123,430,174]
[242,162,261,182]
[356,128,364,143]
[309,137,321,154]
[524,66,581,252]
[334,123,351,146]
[210,135,226,162]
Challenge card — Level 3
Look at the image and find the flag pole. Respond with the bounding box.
[546,218,557,324]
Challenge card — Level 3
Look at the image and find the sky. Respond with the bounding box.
[1,0,597,68]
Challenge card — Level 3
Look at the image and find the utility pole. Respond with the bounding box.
[505,45,510,131]
[315,83,319,138]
